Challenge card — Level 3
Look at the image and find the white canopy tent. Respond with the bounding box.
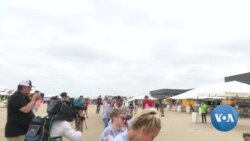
[128,95,156,102]
[170,81,250,99]
[0,85,8,92]
[0,91,9,96]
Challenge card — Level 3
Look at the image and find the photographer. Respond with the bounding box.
[5,80,41,141]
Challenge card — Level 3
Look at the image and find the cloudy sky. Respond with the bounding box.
[0,0,249,98]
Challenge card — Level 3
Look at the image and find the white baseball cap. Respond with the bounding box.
[19,80,34,88]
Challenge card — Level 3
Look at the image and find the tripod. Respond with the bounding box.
[75,110,88,132]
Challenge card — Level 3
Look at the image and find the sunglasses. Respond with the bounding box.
[119,116,127,121]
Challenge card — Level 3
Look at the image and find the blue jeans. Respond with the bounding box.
[103,118,110,128]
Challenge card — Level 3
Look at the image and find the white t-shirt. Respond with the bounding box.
[50,120,82,141]
[113,130,129,141]
[99,125,125,141]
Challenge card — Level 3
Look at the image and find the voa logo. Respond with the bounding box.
[215,113,234,122]
[211,105,238,132]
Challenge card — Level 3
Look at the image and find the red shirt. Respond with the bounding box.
[143,99,154,109]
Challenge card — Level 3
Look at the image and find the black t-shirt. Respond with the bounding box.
[97,97,102,105]
[5,91,35,137]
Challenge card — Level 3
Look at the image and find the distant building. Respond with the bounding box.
[150,89,192,99]
[225,72,250,85]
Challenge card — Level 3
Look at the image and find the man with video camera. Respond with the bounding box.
[73,95,86,132]
[48,93,83,141]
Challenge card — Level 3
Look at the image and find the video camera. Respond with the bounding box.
[47,99,74,121]
[29,91,44,100]
[47,97,85,121]
[69,98,86,120]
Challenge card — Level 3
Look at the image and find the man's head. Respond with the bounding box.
[17,79,33,95]
[111,97,117,106]
[145,95,149,99]
[116,96,123,107]
[60,92,68,99]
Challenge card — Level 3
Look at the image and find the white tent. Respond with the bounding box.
[0,91,9,96]
[0,85,7,92]
[128,95,156,102]
[170,81,250,99]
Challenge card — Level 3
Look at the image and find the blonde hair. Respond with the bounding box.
[130,108,161,133]
[110,108,125,120]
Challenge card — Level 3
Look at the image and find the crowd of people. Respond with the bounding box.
[5,80,87,141]
[98,95,162,141]
[4,79,249,141]
[4,79,162,141]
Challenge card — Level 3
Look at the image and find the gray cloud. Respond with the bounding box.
[39,43,119,63]
[0,0,250,97]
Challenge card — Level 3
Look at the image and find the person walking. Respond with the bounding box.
[142,95,154,109]
[102,98,116,128]
[159,99,165,117]
[96,95,102,114]
[201,102,208,123]
[5,80,41,141]
[128,101,134,117]
[134,100,139,114]
[73,95,85,132]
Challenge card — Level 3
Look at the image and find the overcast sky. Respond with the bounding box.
[0,0,250,98]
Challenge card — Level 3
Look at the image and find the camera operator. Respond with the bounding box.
[49,94,83,141]
[5,80,41,141]
[60,92,71,105]
[73,95,85,132]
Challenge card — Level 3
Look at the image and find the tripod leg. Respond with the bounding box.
[83,111,88,130]
[84,120,88,129]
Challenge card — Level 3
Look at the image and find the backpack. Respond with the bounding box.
[25,99,74,141]
[25,115,56,141]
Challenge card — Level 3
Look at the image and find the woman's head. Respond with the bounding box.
[243,133,250,141]
[129,108,161,141]
[110,108,126,128]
